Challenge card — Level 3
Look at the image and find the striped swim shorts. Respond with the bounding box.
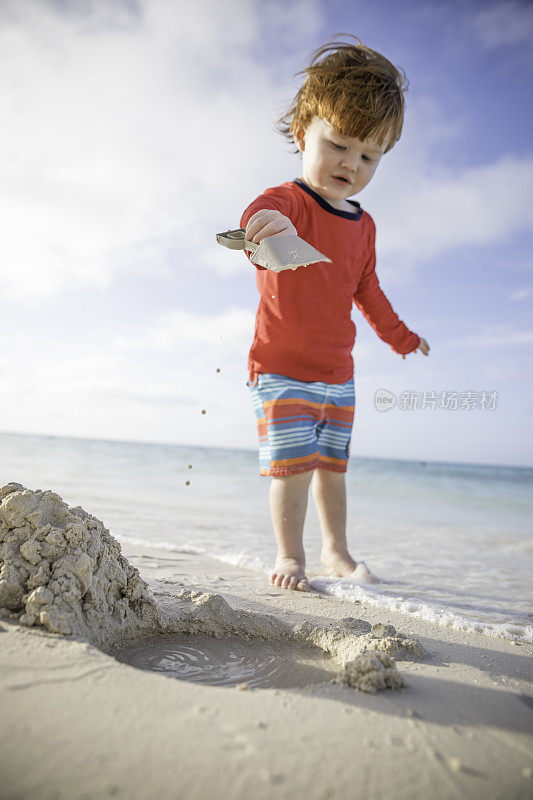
[247,372,355,477]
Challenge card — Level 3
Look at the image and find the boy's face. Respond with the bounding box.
[294,116,387,209]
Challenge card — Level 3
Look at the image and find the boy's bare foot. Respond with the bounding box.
[270,555,309,591]
[320,548,381,584]
[320,547,357,577]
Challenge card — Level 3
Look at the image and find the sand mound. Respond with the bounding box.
[0,483,159,642]
[293,618,426,663]
[0,483,426,691]
[335,652,404,693]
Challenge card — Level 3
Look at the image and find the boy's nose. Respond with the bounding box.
[340,160,357,175]
[342,154,367,172]
[342,156,359,175]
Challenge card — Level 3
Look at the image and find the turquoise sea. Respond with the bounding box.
[1,431,531,642]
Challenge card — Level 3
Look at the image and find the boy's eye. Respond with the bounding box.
[330,142,373,161]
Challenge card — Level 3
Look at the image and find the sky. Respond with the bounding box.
[1,0,532,467]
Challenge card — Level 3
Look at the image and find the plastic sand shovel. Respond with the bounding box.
[216,228,332,273]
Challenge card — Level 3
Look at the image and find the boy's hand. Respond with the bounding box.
[245,209,297,244]
[401,337,430,360]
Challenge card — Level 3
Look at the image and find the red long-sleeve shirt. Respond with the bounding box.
[240,178,420,383]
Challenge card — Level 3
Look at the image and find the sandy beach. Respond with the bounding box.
[1,485,532,800]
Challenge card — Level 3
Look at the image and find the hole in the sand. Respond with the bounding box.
[111,633,338,689]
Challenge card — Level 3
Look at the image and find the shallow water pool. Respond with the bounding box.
[111,633,339,689]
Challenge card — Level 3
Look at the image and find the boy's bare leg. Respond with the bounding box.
[270,470,314,591]
[312,468,358,576]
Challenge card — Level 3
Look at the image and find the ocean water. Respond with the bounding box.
[1,431,531,643]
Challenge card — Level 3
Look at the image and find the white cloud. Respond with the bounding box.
[509,286,533,301]
[4,0,532,298]
[198,241,253,278]
[0,0,322,301]
[362,140,533,284]
[0,305,257,445]
[444,326,533,348]
[471,0,533,47]
[465,331,533,347]
[108,307,255,355]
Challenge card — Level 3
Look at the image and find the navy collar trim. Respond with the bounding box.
[292,178,363,220]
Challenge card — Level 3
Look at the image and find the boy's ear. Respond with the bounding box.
[293,120,306,152]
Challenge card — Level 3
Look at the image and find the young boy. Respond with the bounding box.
[239,36,430,592]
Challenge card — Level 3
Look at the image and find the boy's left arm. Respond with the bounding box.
[353,221,429,358]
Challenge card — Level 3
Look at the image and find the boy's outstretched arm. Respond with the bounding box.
[353,219,429,358]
